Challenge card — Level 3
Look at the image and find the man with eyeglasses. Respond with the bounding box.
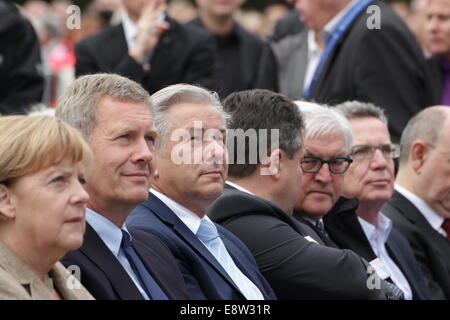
[383,106,450,300]
[323,101,433,300]
[208,90,394,300]
[292,101,353,248]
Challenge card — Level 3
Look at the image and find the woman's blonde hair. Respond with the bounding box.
[0,115,94,185]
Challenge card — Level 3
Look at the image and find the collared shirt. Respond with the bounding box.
[358,213,413,300]
[150,188,264,300]
[121,10,166,51]
[303,0,358,90]
[395,184,447,238]
[225,181,254,195]
[86,208,150,300]
[121,10,137,50]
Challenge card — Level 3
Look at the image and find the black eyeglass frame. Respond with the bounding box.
[300,155,353,174]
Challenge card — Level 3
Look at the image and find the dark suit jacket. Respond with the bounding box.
[323,197,433,300]
[187,17,278,98]
[0,0,43,114]
[308,0,436,142]
[271,29,308,100]
[208,189,390,300]
[126,192,276,300]
[293,215,339,248]
[383,190,450,299]
[75,16,215,94]
[427,57,444,104]
[61,223,188,300]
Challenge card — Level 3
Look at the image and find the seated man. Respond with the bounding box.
[292,101,353,248]
[208,89,392,300]
[126,84,276,300]
[324,101,432,300]
[383,106,450,299]
[57,74,188,300]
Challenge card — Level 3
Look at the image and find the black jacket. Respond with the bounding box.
[187,17,278,98]
[61,224,188,300]
[307,0,436,142]
[324,197,433,300]
[208,188,391,300]
[75,16,216,94]
[0,1,43,114]
[383,190,450,299]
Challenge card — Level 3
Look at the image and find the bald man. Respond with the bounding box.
[384,106,450,299]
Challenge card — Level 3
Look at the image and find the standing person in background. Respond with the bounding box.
[188,0,278,98]
[425,0,450,105]
[75,0,216,95]
[0,0,43,115]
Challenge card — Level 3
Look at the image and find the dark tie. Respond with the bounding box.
[385,277,405,300]
[315,220,329,238]
[120,230,168,300]
[442,219,450,240]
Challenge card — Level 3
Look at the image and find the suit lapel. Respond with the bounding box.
[79,224,144,300]
[143,194,245,296]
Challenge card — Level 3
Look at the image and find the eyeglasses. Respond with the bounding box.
[300,156,353,174]
[350,144,400,161]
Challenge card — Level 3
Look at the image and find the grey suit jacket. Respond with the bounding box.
[0,242,94,300]
[270,29,308,100]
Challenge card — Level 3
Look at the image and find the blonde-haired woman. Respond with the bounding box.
[0,115,94,300]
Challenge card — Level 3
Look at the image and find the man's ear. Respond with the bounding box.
[410,141,429,174]
[260,149,282,177]
[0,184,16,220]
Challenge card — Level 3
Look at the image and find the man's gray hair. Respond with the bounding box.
[399,107,447,164]
[56,73,152,141]
[334,101,388,126]
[295,101,353,153]
[151,83,229,149]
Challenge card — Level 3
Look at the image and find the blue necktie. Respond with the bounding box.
[121,230,168,300]
[196,219,260,300]
[315,220,329,238]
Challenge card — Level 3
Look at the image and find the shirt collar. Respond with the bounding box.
[307,29,319,54]
[225,181,254,195]
[395,184,445,231]
[358,212,392,244]
[323,0,358,40]
[121,10,136,50]
[150,188,214,234]
[86,208,131,258]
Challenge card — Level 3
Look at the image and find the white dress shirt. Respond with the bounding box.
[150,188,264,300]
[395,184,447,238]
[358,213,413,300]
[86,208,150,299]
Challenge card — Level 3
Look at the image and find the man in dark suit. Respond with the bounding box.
[187,0,277,98]
[383,106,450,299]
[126,84,276,300]
[0,0,43,114]
[326,101,433,300]
[292,101,353,248]
[281,0,436,142]
[424,0,450,105]
[75,0,215,95]
[57,74,188,300]
[208,89,393,300]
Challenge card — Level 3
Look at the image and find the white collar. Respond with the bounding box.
[225,181,254,195]
[358,212,392,244]
[150,188,214,235]
[395,184,445,232]
[86,208,131,257]
[121,10,137,50]
[323,0,358,39]
[307,29,320,54]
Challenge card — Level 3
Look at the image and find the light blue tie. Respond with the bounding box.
[196,219,259,300]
